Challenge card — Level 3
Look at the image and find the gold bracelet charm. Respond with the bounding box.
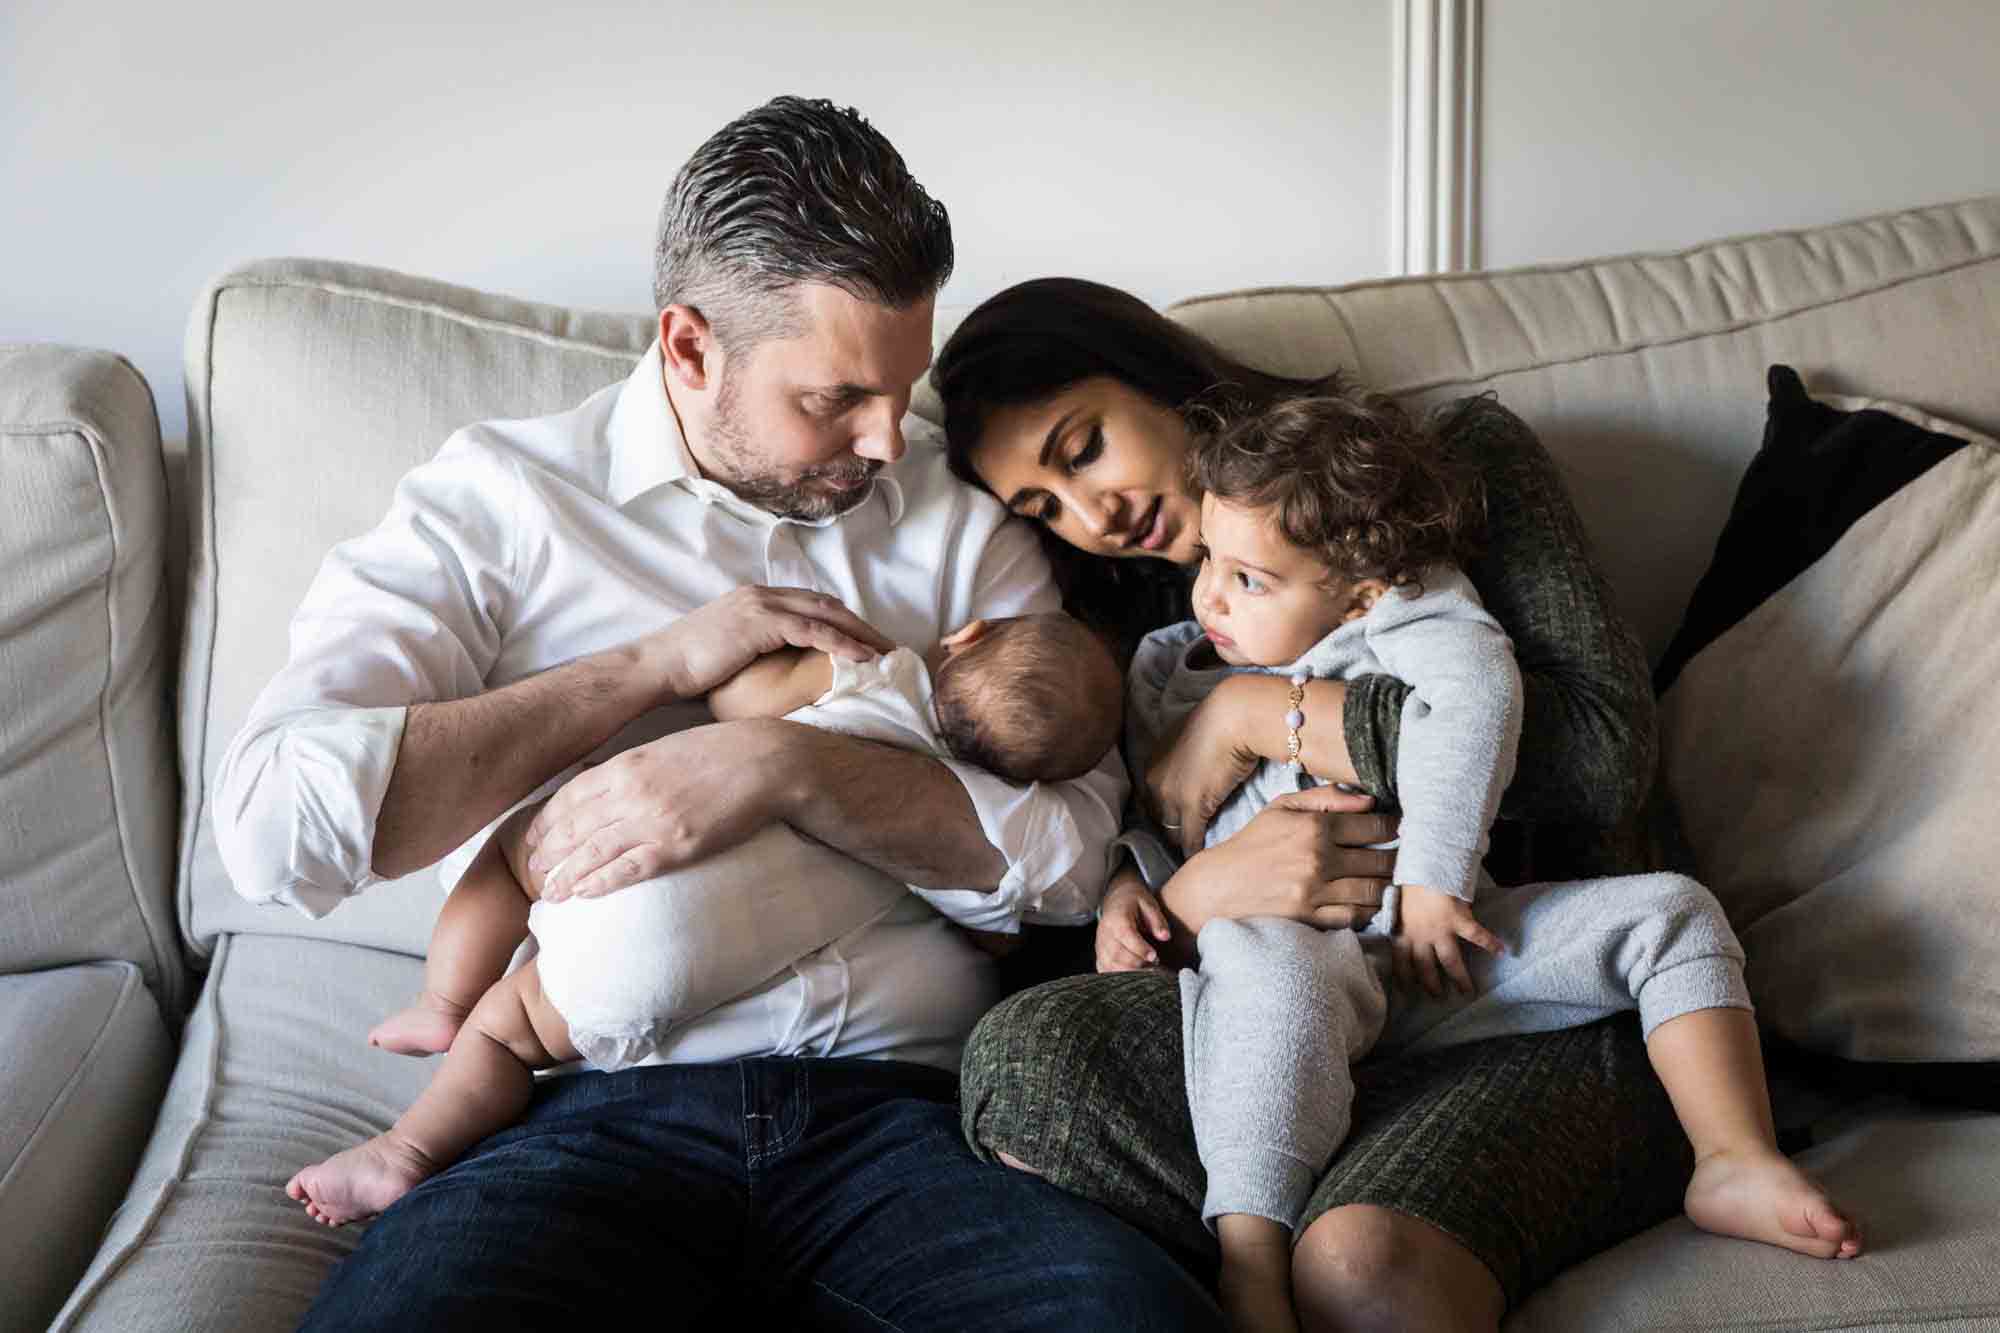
[1285,672,1308,773]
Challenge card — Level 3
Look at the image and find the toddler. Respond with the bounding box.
[1102,396,1861,1333]
[288,610,1122,1226]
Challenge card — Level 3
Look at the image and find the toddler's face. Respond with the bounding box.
[1191,495,1376,667]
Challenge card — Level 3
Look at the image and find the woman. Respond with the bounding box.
[939,278,1688,1332]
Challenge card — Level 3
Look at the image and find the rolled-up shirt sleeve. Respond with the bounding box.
[212,431,521,917]
[911,511,1127,931]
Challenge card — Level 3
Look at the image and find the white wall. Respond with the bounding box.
[7,1,1998,445]
[1482,0,2000,267]
[0,0,1390,441]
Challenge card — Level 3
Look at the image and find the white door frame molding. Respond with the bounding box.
[1390,0,1481,274]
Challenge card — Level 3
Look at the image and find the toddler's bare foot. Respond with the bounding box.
[1685,1147,1863,1259]
[368,992,471,1056]
[1216,1215,1301,1333]
[286,1133,436,1227]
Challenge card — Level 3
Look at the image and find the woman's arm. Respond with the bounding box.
[1343,396,1655,828]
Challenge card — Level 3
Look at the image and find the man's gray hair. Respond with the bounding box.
[653,96,954,349]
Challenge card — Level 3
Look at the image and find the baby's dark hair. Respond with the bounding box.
[1190,391,1484,590]
[932,613,1123,782]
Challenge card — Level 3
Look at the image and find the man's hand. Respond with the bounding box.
[1391,884,1504,998]
[1096,878,1172,972]
[1159,786,1396,938]
[521,719,795,901]
[654,586,892,703]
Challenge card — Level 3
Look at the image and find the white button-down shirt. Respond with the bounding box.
[213,342,1125,1070]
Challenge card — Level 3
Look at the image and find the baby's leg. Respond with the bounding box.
[1384,871,1861,1259]
[1655,1006,1862,1258]
[291,962,579,1226]
[1182,917,1387,1333]
[372,823,537,1055]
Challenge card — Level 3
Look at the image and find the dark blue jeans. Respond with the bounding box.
[301,1056,1220,1331]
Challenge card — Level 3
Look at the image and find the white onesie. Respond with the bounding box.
[528,647,951,1070]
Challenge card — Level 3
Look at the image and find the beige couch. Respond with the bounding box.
[6,195,1998,1331]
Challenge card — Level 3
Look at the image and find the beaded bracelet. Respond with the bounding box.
[1284,671,1308,773]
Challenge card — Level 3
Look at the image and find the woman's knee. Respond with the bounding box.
[1293,1205,1503,1333]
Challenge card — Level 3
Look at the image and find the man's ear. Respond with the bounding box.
[658,305,716,391]
[939,619,991,655]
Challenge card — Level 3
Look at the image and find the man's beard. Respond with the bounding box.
[704,373,879,522]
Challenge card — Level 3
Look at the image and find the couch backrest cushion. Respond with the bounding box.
[179,262,653,956]
[0,345,185,1009]
[1166,195,2000,662]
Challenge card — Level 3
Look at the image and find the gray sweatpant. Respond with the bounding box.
[1180,871,1749,1229]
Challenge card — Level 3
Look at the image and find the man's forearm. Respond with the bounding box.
[773,723,1007,890]
[371,642,667,878]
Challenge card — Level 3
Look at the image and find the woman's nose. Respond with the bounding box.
[1055,482,1117,540]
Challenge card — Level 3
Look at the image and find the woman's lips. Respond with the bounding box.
[1135,498,1169,551]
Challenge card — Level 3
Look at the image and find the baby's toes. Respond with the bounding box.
[1811,1198,1863,1255]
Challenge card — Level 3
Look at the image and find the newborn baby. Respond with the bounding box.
[289,611,1123,1226]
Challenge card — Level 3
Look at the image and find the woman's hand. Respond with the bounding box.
[1146,678,1265,858]
[1158,786,1396,938]
[1147,674,1354,857]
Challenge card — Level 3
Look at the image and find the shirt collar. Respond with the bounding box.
[605,339,906,527]
[606,341,696,505]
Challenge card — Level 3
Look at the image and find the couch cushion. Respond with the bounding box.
[0,962,172,1333]
[1655,372,2000,1063]
[1167,194,2000,662]
[0,345,185,1009]
[178,262,654,957]
[53,932,429,1332]
[1508,1107,2000,1331]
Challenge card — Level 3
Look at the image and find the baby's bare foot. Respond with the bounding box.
[1685,1148,1863,1259]
[286,1133,436,1227]
[1216,1216,1301,1333]
[368,992,470,1056]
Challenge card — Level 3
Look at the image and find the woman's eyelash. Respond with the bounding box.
[1068,424,1104,472]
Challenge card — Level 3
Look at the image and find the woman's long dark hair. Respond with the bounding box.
[935,278,1339,655]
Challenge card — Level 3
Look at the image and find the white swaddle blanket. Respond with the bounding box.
[529,648,948,1069]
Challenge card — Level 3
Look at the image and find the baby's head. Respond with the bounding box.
[928,612,1123,782]
[1187,392,1483,667]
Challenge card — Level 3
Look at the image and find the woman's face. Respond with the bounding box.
[967,376,1207,565]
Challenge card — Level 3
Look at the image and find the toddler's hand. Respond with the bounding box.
[1391,884,1504,998]
[1096,880,1171,973]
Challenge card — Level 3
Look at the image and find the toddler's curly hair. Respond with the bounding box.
[1189,388,1484,590]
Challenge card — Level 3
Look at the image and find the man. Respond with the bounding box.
[216,97,1220,1329]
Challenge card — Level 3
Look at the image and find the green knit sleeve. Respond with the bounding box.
[1342,396,1656,832]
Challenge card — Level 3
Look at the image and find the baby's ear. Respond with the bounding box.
[1343,580,1390,622]
[940,618,990,654]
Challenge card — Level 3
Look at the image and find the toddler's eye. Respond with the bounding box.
[1235,571,1266,594]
